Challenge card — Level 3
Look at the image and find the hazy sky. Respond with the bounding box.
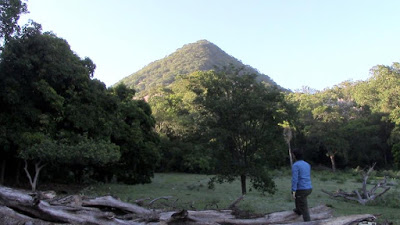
[19,0,400,91]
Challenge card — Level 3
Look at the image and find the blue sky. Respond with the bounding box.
[19,0,400,91]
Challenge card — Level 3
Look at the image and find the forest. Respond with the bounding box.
[0,1,400,224]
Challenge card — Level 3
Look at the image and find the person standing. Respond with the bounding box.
[291,148,312,221]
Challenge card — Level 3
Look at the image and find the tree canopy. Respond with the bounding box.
[186,70,290,194]
[0,21,160,189]
[0,0,28,44]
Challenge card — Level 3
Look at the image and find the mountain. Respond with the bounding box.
[118,40,280,95]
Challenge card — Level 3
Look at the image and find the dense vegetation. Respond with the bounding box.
[135,45,400,175]
[1,0,399,205]
[144,64,399,195]
[288,67,400,171]
[0,1,159,190]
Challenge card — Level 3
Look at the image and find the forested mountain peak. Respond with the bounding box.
[118,40,279,95]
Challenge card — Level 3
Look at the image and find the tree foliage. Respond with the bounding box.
[291,73,397,170]
[105,84,161,184]
[148,76,213,173]
[0,0,28,44]
[186,70,289,194]
[0,21,159,188]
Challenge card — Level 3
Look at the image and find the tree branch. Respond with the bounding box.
[322,163,390,205]
[148,196,173,206]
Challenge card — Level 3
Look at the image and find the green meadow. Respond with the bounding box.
[81,170,400,224]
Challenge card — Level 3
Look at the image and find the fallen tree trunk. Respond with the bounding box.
[0,185,377,225]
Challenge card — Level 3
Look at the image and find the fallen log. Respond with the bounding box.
[0,185,378,225]
[278,214,376,225]
[0,205,62,225]
[159,205,334,224]
[82,195,154,215]
[0,186,142,224]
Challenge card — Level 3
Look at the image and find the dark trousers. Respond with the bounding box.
[295,189,312,221]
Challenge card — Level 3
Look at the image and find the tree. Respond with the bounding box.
[354,63,400,167]
[0,23,123,189]
[343,114,391,167]
[105,84,161,184]
[0,0,28,184]
[282,121,294,167]
[187,70,288,194]
[19,134,120,191]
[294,83,368,171]
[308,105,349,172]
[0,0,28,45]
[354,63,400,117]
[147,78,213,173]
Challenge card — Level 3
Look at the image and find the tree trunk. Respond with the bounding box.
[240,175,246,195]
[383,148,388,166]
[329,155,336,172]
[283,127,293,167]
[288,143,293,167]
[0,159,5,185]
[23,160,46,191]
[15,160,21,185]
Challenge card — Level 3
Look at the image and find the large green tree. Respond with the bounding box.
[0,22,160,188]
[148,77,213,173]
[105,84,161,184]
[187,70,289,194]
[354,63,400,168]
[0,22,120,189]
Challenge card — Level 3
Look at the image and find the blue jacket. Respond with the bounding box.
[291,160,312,191]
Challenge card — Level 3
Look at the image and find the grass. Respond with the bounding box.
[80,169,400,224]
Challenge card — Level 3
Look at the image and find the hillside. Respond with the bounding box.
[118,40,280,95]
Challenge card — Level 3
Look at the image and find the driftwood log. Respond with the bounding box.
[0,185,377,225]
[322,163,391,205]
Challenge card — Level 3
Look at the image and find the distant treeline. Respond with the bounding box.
[150,64,400,174]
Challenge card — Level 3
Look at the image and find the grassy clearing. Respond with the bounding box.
[81,169,400,223]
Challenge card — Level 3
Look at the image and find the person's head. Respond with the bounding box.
[292,148,304,161]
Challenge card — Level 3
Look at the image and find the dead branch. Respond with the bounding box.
[148,196,173,206]
[134,197,151,206]
[322,163,391,205]
[228,195,244,209]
